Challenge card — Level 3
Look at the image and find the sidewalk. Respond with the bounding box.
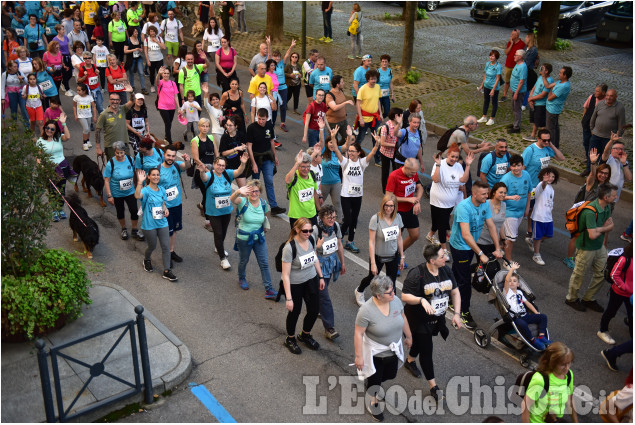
[1,282,192,423]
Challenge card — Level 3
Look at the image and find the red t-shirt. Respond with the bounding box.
[92,25,104,39]
[505,39,526,68]
[78,63,100,90]
[386,167,419,212]
[105,65,125,93]
[304,101,328,131]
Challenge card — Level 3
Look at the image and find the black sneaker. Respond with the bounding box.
[297,332,320,350]
[430,385,445,403]
[601,349,618,371]
[121,227,129,240]
[507,127,520,134]
[132,229,145,242]
[143,259,153,272]
[565,298,586,312]
[582,299,604,312]
[284,337,302,355]
[404,359,422,378]
[162,270,178,281]
[461,311,477,330]
[271,206,286,215]
[171,251,183,263]
[366,402,384,422]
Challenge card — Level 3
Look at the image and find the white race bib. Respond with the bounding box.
[539,156,550,169]
[347,184,362,195]
[15,28,24,36]
[39,80,53,91]
[131,117,144,129]
[150,43,159,51]
[151,206,164,219]
[381,88,389,97]
[211,39,220,48]
[298,187,314,203]
[88,76,98,85]
[404,182,416,197]
[45,27,52,35]
[495,162,508,175]
[117,25,124,33]
[166,32,177,41]
[89,12,95,18]
[432,295,449,316]
[322,238,338,256]
[215,195,230,209]
[119,178,133,191]
[165,186,179,201]
[38,39,43,47]
[382,226,399,242]
[298,251,316,270]
[133,50,140,58]
[113,83,124,91]
[319,74,330,85]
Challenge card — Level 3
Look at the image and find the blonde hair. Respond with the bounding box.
[245,179,263,192]
[525,32,536,49]
[198,117,211,128]
[378,193,398,221]
[287,217,312,243]
[537,342,574,375]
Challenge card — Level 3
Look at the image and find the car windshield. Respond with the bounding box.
[608,1,632,16]
[561,1,583,6]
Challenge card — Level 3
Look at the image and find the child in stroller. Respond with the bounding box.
[504,262,554,351]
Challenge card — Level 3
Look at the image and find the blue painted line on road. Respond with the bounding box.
[191,384,236,423]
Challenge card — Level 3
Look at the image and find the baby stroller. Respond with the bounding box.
[472,259,551,368]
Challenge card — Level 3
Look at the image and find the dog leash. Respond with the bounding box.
[96,152,106,173]
[48,179,88,228]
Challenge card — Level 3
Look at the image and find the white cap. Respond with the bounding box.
[135,93,145,100]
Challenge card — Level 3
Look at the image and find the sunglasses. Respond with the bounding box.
[300,229,312,234]
[384,288,395,295]
[45,126,56,131]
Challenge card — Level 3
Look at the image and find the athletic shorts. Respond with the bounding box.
[165,41,179,57]
[399,208,419,229]
[27,106,43,121]
[167,204,183,236]
[533,105,546,127]
[503,216,523,241]
[304,84,313,99]
[503,67,513,85]
[532,221,553,240]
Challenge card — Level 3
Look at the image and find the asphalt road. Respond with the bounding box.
[40,26,632,425]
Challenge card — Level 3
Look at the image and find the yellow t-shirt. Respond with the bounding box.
[81,1,98,25]
[357,83,381,122]
[248,74,273,97]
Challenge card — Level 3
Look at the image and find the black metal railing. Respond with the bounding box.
[36,305,153,422]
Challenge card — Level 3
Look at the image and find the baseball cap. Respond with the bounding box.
[362,54,372,60]
[135,93,145,100]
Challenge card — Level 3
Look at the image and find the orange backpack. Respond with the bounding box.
[565,201,598,237]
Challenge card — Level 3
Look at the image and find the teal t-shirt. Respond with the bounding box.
[158,161,183,208]
[532,76,553,106]
[522,143,555,187]
[352,65,367,96]
[308,67,333,98]
[134,148,164,173]
[377,67,393,92]
[236,197,269,241]
[140,185,168,230]
[501,170,531,218]
[320,151,341,185]
[480,152,510,188]
[509,62,528,93]
[546,80,570,114]
[103,156,135,198]
[204,170,235,216]
[483,61,502,90]
[449,197,492,251]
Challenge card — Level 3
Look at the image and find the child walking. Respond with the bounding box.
[530,167,559,265]
[73,84,98,151]
[23,73,44,135]
[180,90,202,142]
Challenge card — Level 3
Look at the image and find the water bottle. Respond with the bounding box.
[476,264,485,283]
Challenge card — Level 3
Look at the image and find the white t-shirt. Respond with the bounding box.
[144,36,164,62]
[310,163,323,195]
[340,156,370,197]
[24,85,42,108]
[506,288,527,316]
[141,21,162,37]
[607,155,625,200]
[430,160,465,208]
[181,100,201,123]
[91,45,109,68]
[73,94,94,119]
[71,54,84,78]
[250,96,272,122]
[531,182,554,223]
[203,28,224,52]
[161,18,183,43]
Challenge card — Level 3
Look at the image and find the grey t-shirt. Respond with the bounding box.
[477,200,505,245]
[249,53,268,74]
[448,127,468,147]
[370,213,403,258]
[282,238,318,284]
[355,297,404,357]
[312,224,342,258]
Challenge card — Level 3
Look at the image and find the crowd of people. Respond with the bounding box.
[2,1,633,422]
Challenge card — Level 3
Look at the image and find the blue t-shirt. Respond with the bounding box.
[44,14,59,37]
[103,156,135,198]
[36,71,58,97]
[161,1,177,18]
[11,18,26,37]
[140,185,168,230]
[522,143,555,187]
[24,24,45,52]
[500,170,532,218]
[377,67,393,92]
[134,148,164,173]
[484,61,502,90]
[204,169,235,216]
[509,62,528,93]
[532,76,553,106]
[546,80,570,114]
[480,152,510,188]
[320,150,341,185]
[308,66,333,98]
[449,197,492,251]
[352,65,367,96]
[158,161,184,208]
[25,2,41,15]
[394,128,422,165]
[275,60,287,91]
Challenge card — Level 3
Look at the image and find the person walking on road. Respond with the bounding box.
[285,150,321,227]
[597,242,632,345]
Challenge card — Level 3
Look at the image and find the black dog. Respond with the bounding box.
[66,193,100,259]
[73,155,106,207]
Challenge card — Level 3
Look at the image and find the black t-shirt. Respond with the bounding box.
[126,107,147,133]
[246,121,275,154]
[402,264,457,334]
[219,130,246,170]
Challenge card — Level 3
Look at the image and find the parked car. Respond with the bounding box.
[526,1,613,38]
[471,1,540,27]
[392,1,472,12]
[596,1,633,43]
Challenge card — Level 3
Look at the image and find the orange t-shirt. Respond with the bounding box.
[3,40,19,61]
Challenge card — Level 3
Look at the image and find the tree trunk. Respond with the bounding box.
[537,1,560,50]
[401,1,417,75]
[266,2,284,42]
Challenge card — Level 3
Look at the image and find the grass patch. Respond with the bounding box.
[97,402,143,422]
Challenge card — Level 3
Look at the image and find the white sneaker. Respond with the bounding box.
[82,143,89,151]
[597,331,616,345]
[444,249,451,261]
[486,118,495,126]
[214,247,229,256]
[521,105,526,111]
[65,90,75,97]
[426,233,440,244]
[525,237,534,251]
[354,287,365,306]
[86,141,93,148]
[532,254,545,266]
[220,258,231,270]
[477,116,487,123]
[150,86,156,93]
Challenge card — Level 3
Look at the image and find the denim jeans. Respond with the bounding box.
[350,32,362,56]
[129,57,146,90]
[278,88,288,123]
[379,96,390,117]
[513,313,547,341]
[322,10,332,38]
[483,89,499,117]
[252,159,279,208]
[7,91,29,124]
[589,135,610,167]
[307,128,323,147]
[236,238,273,291]
[582,127,592,171]
[90,87,104,115]
[319,276,335,329]
[357,120,381,163]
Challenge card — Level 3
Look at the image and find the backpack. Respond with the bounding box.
[512,370,572,407]
[573,183,588,204]
[477,151,511,179]
[157,2,168,14]
[204,169,231,191]
[234,197,267,227]
[348,12,359,35]
[182,65,200,82]
[564,201,598,237]
[274,236,315,273]
[437,126,464,152]
[394,127,424,163]
[286,170,317,200]
[604,248,631,286]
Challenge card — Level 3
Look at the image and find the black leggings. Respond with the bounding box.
[159,109,176,143]
[366,354,399,397]
[430,204,453,244]
[194,169,207,205]
[482,89,499,117]
[381,153,396,193]
[207,213,231,259]
[114,194,138,220]
[149,59,164,88]
[62,54,72,91]
[113,41,126,63]
[409,332,435,380]
[286,85,301,111]
[600,287,633,334]
[286,276,320,336]
[341,196,362,242]
[358,254,399,292]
